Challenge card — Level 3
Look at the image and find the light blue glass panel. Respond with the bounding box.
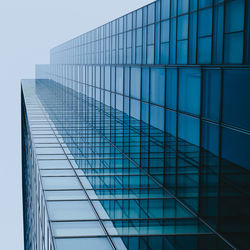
[179,69,201,115]
[116,94,123,111]
[105,66,110,90]
[147,45,155,64]
[190,0,197,10]
[38,160,72,169]
[161,20,170,43]
[202,69,221,121]
[137,9,142,27]
[178,0,189,14]
[42,177,81,190]
[45,190,86,201]
[124,67,130,96]
[52,221,104,237]
[223,70,250,130]
[198,37,212,64]
[225,0,244,33]
[148,3,155,24]
[166,68,177,109]
[150,68,165,106]
[202,121,219,156]
[161,0,170,20]
[224,32,243,64]
[148,25,155,44]
[142,68,149,102]
[177,40,188,64]
[136,28,142,46]
[177,15,188,40]
[179,114,200,146]
[131,67,141,99]
[55,238,113,250]
[150,105,164,131]
[116,67,123,94]
[166,110,176,136]
[47,201,96,220]
[198,8,212,37]
[131,99,140,120]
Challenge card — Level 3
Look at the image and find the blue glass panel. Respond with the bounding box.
[222,126,250,171]
[166,68,177,109]
[148,3,155,24]
[47,201,97,220]
[147,45,154,64]
[142,102,149,123]
[136,28,142,46]
[198,37,212,64]
[189,12,197,64]
[198,8,212,37]
[150,105,164,131]
[156,0,161,22]
[161,20,170,43]
[199,0,212,8]
[179,114,200,146]
[178,0,189,14]
[148,25,155,44]
[202,69,221,121]
[213,4,224,64]
[105,66,110,90]
[150,68,165,106]
[161,0,170,20]
[116,67,123,94]
[137,9,142,27]
[202,123,219,161]
[142,68,149,102]
[166,110,176,136]
[190,0,198,11]
[42,177,81,190]
[55,238,113,250]
[131,99,141,120]
[155,23,160,64]
[160,43,169,64]
[124,67,130,96]
[177,40,188,64]
[111,67,115,91]
[224,32,243,64]
[171,0,177,17]
[170,18,177,64]
[225,0,244,33]
[179,69,201,115]
[131,67,141,99]
[177,15,188,40]
[116,94,123,111]
[223,70,250,130]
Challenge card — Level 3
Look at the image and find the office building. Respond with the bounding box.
[22,0,250,249]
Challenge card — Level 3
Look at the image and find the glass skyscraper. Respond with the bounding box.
[22,0,250,249]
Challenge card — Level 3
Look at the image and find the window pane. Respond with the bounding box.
[179,69,201,115]
[161,0,170,19]
[131,67,141,99]
[150,105,164,131]
[55,238,113,250]
[179,114,200,146]
[166,68,177,109]
[166,109,176,136]
[177,15,188,40]
[116,67,123,94]
[47,201,96,220]
[202,69,221,121]
[223,70,250,130]
[142,68,149,102]
[198,8,212,37]
[42,177,81,190]
[150,68,165,106]
[198,37,212,64]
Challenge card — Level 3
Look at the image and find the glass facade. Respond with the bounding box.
[22,1,250,249]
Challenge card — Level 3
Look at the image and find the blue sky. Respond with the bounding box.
[0,0,154,249]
